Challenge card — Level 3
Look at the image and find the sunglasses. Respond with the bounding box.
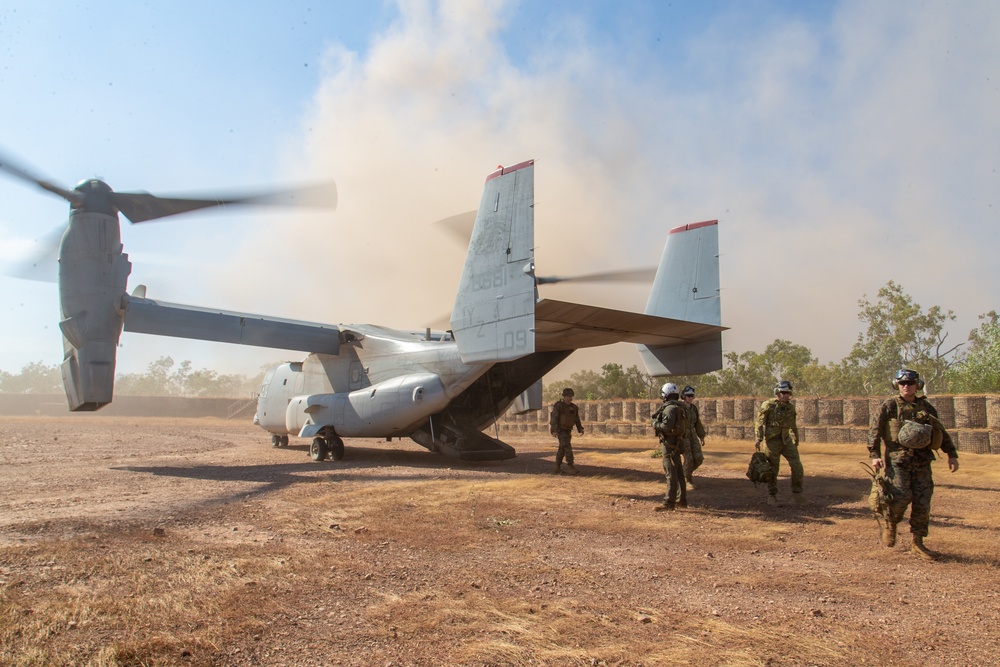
[778,391,792,395]
[898,380,916,387]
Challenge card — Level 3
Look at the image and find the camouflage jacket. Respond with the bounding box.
[550,400,582,432]
[868,395,957,461]
[754,398,799,444]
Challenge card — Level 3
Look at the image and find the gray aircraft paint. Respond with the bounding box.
[2,152,725,461]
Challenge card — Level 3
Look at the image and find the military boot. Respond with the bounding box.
[565,464,580,475]
[766,494,780,507]
[552,464,563,475]
[911,536,937,561]
[792,492,806,506]
[880,521,897,548]
[655,501,676,512]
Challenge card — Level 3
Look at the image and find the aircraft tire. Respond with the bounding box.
[279,435,289,447]
[310,437,328,462]
[271,434,281,448]
[330,436,345,461]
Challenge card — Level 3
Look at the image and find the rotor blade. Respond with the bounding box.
[112,182,339,223]
[536,267,658,285]
[0,224,64,283]
[433,210,477,245]
[0,150,82,205]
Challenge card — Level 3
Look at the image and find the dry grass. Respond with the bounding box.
[1,419,999,666]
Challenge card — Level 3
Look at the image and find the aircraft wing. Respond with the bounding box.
[533,298,726,351]
[122,294,341,354]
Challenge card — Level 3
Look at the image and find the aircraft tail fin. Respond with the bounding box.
[450,160,537,363]
[638,220,723,376]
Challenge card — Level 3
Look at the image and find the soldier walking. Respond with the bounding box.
[680,385,707,490]
[549,387,583,475]
[868,369,959,560]
[653,383,689,510]
[753,380,804,506]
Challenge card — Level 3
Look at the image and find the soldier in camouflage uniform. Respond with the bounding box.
[680,385,707,490]
[753,380,804,506]
[549,387,583,475]
[652,383,689,511]
[868,369,959,560]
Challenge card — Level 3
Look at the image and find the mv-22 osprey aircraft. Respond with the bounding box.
[0,154,725,462]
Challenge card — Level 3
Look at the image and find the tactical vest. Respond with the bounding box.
[882,396,944,451]
[758,398,797,440]
[553,402,580,431]
[652,400,688,440]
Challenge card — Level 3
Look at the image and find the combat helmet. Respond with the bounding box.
[774,380,793,395]
[892,369,924,391]
[681,385,696,397]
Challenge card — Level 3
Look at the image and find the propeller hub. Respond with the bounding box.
[72,178,116,216]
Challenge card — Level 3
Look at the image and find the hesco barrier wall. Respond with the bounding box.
[3,393,998,454]
[497,395,1000,455]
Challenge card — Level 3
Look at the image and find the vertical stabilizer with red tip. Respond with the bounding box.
[639,220,722,376]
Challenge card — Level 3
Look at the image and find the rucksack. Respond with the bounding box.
[651,401,684,438]
[861,462,893,525]
[746,451,774,486]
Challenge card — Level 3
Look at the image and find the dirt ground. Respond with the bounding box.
[1,416,999,667]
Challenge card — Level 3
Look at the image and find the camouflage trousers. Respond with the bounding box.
[884,453,934,537]
[763,437,804,496]
[661,437,686,505]
[555,429,575,466]
[681,436,704,482]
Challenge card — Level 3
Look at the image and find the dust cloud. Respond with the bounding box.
[214,1,1000,379]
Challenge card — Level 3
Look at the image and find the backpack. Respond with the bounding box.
[861,462,893,525]
[745,451,774,487]
[651,401,684,438]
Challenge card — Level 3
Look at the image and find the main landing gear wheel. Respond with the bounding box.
[271,435,291,448]
[310,437,329,462]
[279,435,289,447]
[329,435,345,461]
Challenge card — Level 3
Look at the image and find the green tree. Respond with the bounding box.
[597,363,652,399]
[946,311,1000,393]
[0,361,62,393]
[544,364,655,401]
[116,356,179,396]
[847,281,961,394]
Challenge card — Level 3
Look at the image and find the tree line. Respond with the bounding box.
[0,357,265,398]
[543,281,999,401]
[3,281,997,400]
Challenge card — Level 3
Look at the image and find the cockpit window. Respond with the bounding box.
[260,368,276,398]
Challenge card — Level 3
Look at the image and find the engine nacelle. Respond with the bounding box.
[58,209,131,411]
[286,372,449,438]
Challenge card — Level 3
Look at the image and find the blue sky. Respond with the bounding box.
[1,0,997,385]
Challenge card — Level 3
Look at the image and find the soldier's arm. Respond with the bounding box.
[789,406,800,445]
[753,404,767,442]
[923,403,959,460]
[574,407,583,433]
[694,407,707,439]
[868,402,888,462]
